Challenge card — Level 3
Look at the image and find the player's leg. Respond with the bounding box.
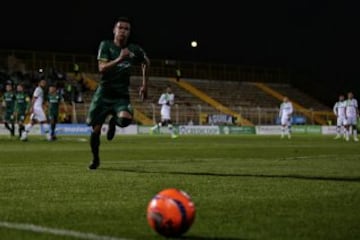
[4,112,15,136]
[49,117,57,140]
[21,118,34,141]
[38,120,51,140]
[4,121,14,136]
[107,111,133,140]
[351,117,358,141]
[341,118,346,139]
[166,119,178,138]
[107,100,133,141]
[17,113,25,138]
[4,122,11,132]
[287,118,292,139]
[10,119,15,136]
[352,124,358,141]
[86,95,109,169]
[334,117,341,139]
[21,113,38,141]
[107,114,116,140]
[5,122,15,136]
[19,122,24,138]
[21,108,48,140]
[89,124,102,169]
[280,116,286,138]
[287,123,292,139]
[150,120,161,134]
[344,121,350,141]
[34,108,50,139]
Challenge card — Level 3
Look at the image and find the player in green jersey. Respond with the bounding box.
[86,16,150,170]
[47,83,68,141]
[2,82,16,136]
[14,83,30,138]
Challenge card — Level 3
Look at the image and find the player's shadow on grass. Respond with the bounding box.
[100,168,360,183]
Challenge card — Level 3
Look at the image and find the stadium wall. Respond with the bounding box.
[0,124,343,136]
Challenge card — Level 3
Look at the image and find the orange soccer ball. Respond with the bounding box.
[146,188,196,237]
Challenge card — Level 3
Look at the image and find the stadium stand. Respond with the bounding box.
[265,83,331,111]
[0,49,335,126]
[130,76,215,125]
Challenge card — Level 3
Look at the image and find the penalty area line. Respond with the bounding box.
[0,221,131,240]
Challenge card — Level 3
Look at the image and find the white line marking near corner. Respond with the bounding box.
[0,221,131,240]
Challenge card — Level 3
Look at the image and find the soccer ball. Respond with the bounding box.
[146,188,196,237]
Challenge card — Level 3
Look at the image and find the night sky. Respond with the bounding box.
[0,1,358,86]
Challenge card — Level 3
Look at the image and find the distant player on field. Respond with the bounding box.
[47,83,68,141]
[344,92,359,142]
[279,96,293,139]
[2,82,16,137]
[150,85,178,138]
[333,94,346,139]
[21,79,50,141]
[14,83,30,138]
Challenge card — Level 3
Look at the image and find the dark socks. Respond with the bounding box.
[90,132,100,161]
[19,125,25,137]
[5,123,14,136]
[51,123,56,136]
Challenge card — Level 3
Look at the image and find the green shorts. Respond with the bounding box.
[15,109,26,123]
[48,113,59,122]
[4,111,14,123]
[86,88,133,126]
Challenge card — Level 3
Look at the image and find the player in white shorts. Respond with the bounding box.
[344,92,359,142]
[333,94,346,139]
[150,85,178,138]
[20,79,50,141]
[279,96,293,139]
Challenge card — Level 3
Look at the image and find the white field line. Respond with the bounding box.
[0,221,131,240]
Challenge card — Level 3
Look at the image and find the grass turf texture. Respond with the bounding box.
[0,135,359,240]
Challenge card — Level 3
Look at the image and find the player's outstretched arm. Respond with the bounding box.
[139,57,150,101]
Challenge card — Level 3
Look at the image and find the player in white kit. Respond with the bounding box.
[279,96,293,139]
[150,85,178,138]
[333,94,346,139]
[20,79,50,141]
[344,92,359,142]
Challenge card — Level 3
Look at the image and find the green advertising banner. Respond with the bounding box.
[219,126,256,135]
[291,125,321,134]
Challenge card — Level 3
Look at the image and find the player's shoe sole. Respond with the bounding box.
[107,117,116,141]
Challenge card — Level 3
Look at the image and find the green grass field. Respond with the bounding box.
[0,134,359,240]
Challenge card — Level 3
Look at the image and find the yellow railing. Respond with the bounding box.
[171,78,253,126]
[254,82,329,125]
